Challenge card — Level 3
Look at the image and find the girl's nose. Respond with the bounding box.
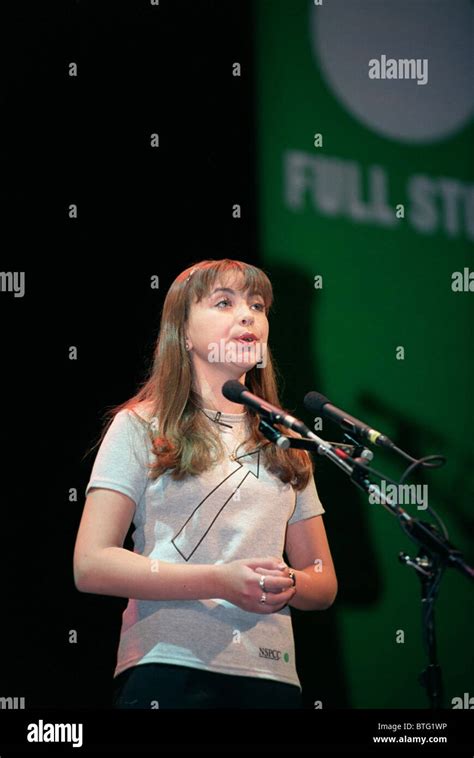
[237,306,254,323]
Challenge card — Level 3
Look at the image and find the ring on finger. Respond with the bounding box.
[259,576,266,592]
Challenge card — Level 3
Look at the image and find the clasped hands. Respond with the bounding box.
[254,558,296,594]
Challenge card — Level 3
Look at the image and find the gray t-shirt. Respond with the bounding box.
[85,402,325,691]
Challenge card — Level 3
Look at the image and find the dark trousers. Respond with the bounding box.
[112,662,303,709]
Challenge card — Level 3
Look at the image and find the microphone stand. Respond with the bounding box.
[257,418,474,709]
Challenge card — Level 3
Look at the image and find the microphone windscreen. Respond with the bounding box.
[222,379,246,403]
[304,391,330,414]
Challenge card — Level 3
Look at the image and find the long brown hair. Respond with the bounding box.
[86,259,313,490]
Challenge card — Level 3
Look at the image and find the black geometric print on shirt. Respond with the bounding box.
[171,446,266,561]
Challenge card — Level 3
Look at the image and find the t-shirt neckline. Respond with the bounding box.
[202,407,247,424]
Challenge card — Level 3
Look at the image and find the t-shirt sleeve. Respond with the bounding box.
[84,409,151,507]
[288,472,325,524]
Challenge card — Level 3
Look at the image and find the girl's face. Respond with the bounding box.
[185,274,269,375]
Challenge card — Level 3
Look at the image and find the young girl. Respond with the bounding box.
[73,258,338,709]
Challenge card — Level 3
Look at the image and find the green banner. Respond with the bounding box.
[255,0,473,708]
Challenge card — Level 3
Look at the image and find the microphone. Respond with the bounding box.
[222,380,310,436]
[304,391,395,450]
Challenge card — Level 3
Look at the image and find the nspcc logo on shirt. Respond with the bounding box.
[259,647,283,662]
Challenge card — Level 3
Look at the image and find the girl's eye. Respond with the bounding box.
[216,299,265,311]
